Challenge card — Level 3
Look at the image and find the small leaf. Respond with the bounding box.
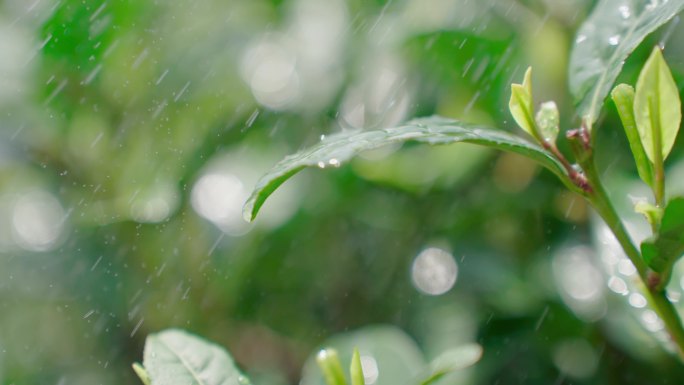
[611,83,654,186]
[509,67,537,138]
[634,200,663,228]
[419,344,483,385]
[633,47,681,163]
[243,116,571,221]
[317,349,348,385]
[641,197,684,276]
[142,329,251,385]
[132,363,152,385]
[350,348,364,385]
[535,101,560,143]
[300,326,426,385]
[569,0,684,126]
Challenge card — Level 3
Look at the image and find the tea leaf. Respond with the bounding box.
[244,116,569,221]
[641,197,684,274]
[509,67,537,138]
[132,363,152,385]
[569,0,684,127]
[535,101,560,143]
[350,348,364,385]
[317,349,348,385]
[418,344,483,385]
[142,329,250,385]
[611,83,654,186]
[301,326,426,385]
[633,47,681,163]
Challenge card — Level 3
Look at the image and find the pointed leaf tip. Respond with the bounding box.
[350,348,365,385]
[509,67,536,139]
[317,348,347,385]
[634,46,681,163]
[132,363,151,385]
[522,66,532,95]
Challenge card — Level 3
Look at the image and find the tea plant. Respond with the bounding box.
[135,1,684,384]
[133,327,482,385]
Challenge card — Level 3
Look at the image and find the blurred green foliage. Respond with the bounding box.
[3,0,684,384]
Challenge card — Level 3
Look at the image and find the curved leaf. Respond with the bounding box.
[418,344,483,385]
[243,116,568,221]
[569,0,684,127]
[141,329,250,385]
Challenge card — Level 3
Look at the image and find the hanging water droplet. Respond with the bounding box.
[608,35,620,46]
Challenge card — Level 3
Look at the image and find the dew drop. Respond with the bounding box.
[608,35,620,46]
[618,5,631,19]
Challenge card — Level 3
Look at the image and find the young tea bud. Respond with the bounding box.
[535,101,560,143]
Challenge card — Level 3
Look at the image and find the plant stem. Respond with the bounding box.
[583,160,684,358]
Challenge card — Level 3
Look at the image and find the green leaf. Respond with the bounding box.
[535,101,560,143]
[418,344,483,385]
[641,197,684,275]
[350,348,364,385]
[133,363,152,385]
[317,349,348,385]
[634,200,663,228]
[243,116,569,221]
[509,67,537,138]
[142,329,251,385]
[300,326,426,385]
[611,83,655,186]
[569,0,684,127]
[634,47,681,163]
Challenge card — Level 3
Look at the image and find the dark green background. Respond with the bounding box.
[2,0,684,383]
